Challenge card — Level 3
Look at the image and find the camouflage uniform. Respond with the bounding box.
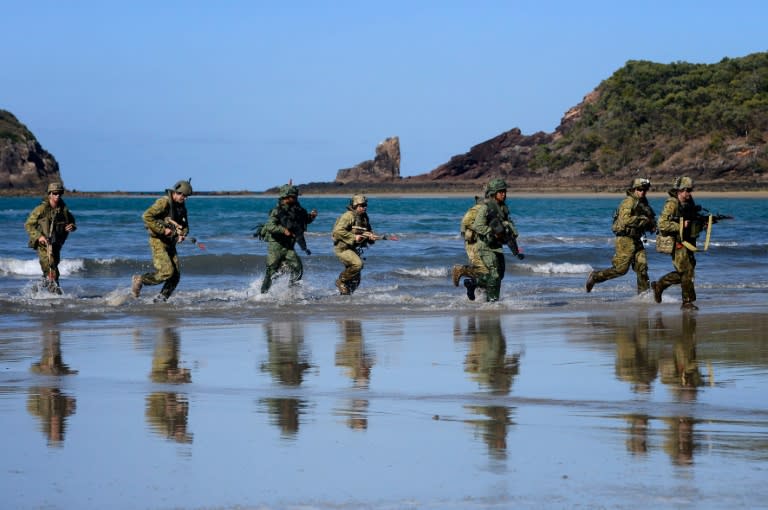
[472,185,519,302]
[260,187,316,293]
[24,183,77,292]
[653,177,701,308]
[137,186,190,300]
[587,179,656,294]
[332,195,374,295]
[452,198,486,287]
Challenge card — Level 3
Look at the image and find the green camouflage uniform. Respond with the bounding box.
[590,192,655,293]
[332,208,374,294]
[472,198,518,302]
[25,196,76,288]
[260,201,315,293]
[655,193,701,305]
[139,194,189,299]
[461,202,485,273]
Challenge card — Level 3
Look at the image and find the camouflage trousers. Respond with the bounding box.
[475,247,505,302]
[656,245,697,304]
[140,237,181,299]
[334,245,364,292]
[465,241,487,275]
[261,242,303,293]
[591,236,649,293]
[35,243,63,283]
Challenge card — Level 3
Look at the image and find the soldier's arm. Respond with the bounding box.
[471,204,491,237]
[143,197,170,236]
[657,199,679,236]
[25,204,45,242]
[332,212,357,245]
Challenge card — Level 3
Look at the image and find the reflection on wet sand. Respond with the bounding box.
[145,327,193,444]
[27,326,77,447]
[455,314,520,459]
[611,313,705,465]
[260,321,313,438]
[335,320,375,429]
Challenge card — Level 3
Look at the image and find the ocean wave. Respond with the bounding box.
[0,257,85,276]
[525,262,592,274]
[395,266,449,279]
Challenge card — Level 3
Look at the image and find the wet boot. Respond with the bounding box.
[681,301,699,311]
[335,279,350,295]
[131,275,143,298]
[585,271,597,293]
[651,281,663,303]
[463,278,477,301]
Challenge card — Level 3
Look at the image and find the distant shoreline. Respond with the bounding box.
[2,190,765,199]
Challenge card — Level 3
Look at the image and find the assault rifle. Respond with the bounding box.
[351,226,399,241]
[277,206,315,255]
[670,205,733,252]
[486,208,525,259]
[165,218,206,250]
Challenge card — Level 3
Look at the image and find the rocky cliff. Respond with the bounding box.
[0,110,61,193]
[335,136,401,183]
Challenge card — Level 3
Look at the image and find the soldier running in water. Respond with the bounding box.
[25,182,77,294]
[332,194,377,295]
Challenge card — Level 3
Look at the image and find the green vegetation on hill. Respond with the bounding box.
[531,52,768,176]
[0,110,36,143]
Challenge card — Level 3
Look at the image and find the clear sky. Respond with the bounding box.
[4,1,767,192]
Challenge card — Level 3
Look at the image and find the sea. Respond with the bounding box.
[0,193,765,321]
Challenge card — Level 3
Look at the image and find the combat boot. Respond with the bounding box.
[681,301,699,311]
[451,264,463,287]
[651,281,663,303]
[463,278,477,301]
[585,271,596,293]
[336,279,350,295]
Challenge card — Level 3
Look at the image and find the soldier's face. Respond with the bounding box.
[172,191,188,204]
[494,190,506,203]
[48,192,61,206]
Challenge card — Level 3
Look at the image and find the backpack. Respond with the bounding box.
[460,203,482,242]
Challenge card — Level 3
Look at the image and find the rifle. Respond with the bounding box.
[275,206,314,255]
[670,205,733,252]
[351,226,399,241]
[486,208,525,259]
[165,218,206,250]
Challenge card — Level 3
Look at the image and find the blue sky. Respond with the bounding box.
[4,1,766,192]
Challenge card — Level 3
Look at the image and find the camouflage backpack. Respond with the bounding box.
[460,202,483,242]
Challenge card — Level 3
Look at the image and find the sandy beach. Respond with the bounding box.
[2,302,767,509]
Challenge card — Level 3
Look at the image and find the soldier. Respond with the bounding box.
[258,184,317,293]
[468,178,522,302]
[452,192,486,297]
[332,194,376,295]
[25,182,77,294]
[651,176,703,310]
[131,180,193,301]
[586,177,656,294]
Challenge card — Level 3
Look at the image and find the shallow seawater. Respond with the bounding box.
[1,306,767,509]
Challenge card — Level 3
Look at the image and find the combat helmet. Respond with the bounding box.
[673,176,694,191]
[47,182,65,194]
[170,180,193,196]
[486,178,508,194]
[350,194,368,207]
[279,184,300,199]
[629,177,651,191]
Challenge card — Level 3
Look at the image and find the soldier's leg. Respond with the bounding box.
[477,250,503,301]
[283,249,304,284]
[142,238,175,286]
[159,252,181,299]
[679,252,697,304]
[592,237,634,284]
[633,247,650,294]
[336,248,363,294]
[261,243,286,293]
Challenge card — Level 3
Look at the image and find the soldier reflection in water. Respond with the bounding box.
[335,320,375,430]
[28,326,77,447]
[145,327,193,444]
[611,316,659,455]
[260,321,312,438]
[659,312,704,466]
[455,314,520,460]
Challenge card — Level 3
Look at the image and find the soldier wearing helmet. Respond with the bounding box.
[258,183,318,293]
[24,182,77,294]
[651,176,701,310]
[467,178,521,302]
[332,194,375,295]
[586,177,656,295]
[131,179,193,301]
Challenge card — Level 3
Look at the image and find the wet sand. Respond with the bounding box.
[1,304,767,509]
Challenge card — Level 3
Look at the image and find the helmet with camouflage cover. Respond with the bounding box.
[47,182,65,194]
[629,177,651,191]
[350,194,368,207]
[673,176,694,191]
[170,180,193,196]
[279,184,300,199]
[486,178,508,194]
